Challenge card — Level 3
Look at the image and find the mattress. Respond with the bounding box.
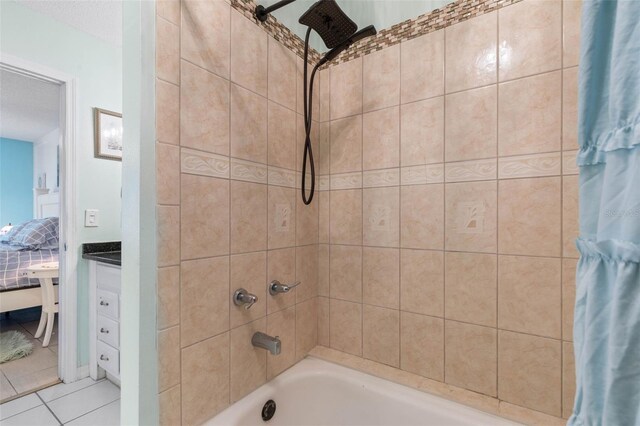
[0,246,59,291]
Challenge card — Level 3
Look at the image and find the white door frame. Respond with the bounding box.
[0,53,78,383]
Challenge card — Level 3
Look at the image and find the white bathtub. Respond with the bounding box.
[207,358,520,426]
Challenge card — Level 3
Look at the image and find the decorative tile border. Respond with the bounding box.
[401,164,444,185]
[327,0,523,67]
[230,0,321,63]
[363,169,400,188]
[181,148,229,179]
[331,172,362,190]
[268,166,297,188]
[230,158,268,183]
[318,175,331,191]
[445,159,497,182]
[498,152,561,179]
[562,150,579,175]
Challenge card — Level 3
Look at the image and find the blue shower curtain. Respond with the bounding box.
[569,1,640,425]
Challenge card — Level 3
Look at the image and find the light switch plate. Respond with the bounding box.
[85,209,99,227]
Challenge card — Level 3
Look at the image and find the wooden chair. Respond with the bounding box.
[26,262,59,347]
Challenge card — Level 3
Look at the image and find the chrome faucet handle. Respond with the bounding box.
[233,288,258,310]
[269,280,301,296]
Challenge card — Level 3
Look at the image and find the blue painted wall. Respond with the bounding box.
[0,137,34,226]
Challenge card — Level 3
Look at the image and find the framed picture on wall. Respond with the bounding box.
[94,107,123,161]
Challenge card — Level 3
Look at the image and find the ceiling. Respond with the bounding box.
[262,0,455,52]
[0,69,61,143]
[18,0,122,46]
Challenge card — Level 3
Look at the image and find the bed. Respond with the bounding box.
[0,193,60,313]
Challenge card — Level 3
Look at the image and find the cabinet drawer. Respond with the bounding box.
[97,341,119,377]
[97,289,119,321]
[97,315,119,349]
[96,263,121,292]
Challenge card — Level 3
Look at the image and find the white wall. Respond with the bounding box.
[1,0,122,367]
[34,128,60,188]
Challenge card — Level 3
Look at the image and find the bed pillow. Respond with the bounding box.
[8,217,59,249]
[0,222,28,244]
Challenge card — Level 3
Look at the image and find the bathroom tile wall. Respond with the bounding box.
[155,1,319,423]
[317,0,580,420]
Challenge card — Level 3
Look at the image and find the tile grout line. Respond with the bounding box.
[35,392,63,425]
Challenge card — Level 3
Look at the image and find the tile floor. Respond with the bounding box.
[1,308,59,401]
[0,377,120,425]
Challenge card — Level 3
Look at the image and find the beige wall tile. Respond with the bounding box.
[400,249,444,317]
[268,37,297,110]
[296,56,319,117]
[445,320,497,396]
[181,174,229,259]
[445,180,497,253]
[318,296,330,346]
[268,101,296,170]
[230,181,267,253]
[401,184,444,250]
[562,67,579,151]
[181,333,230,425]
[563,341,576,419]
[296,113,319,174]
[400,97,444,166]
[401,312,444,381]
[363,305,400,367]
[330,115,363,174]
[319,121,331,175]
[319,69,331,122]
[180,60,230,155]
[318,190,330,244]
[296,245,318,303]
[498,0,562,81]
[157,0,180,25]
[330,299,362,356]
[563,175,579,258]
[267,248,296,314]
[330,189,362,245]
[363,247,399,309]
[364,187,399,247]
[156,80,180,145]
[156,143,180,206]
[498,177,561,256]
[158,266,180,330]
[159,385,181,426]
[268,186,295,249]
[181,256,230,347]
[498,255,562,339]
[156,17,179,84]
[230,252,267,328]
[363,45,400,112]
[230,318,267,402]
[297,195,318,246]
[445,252,497,327]
[267,306,296,379]
[401,30,444,104]
[563,0,582,68]
[330,57,362,120]
[445,86,497,162]
[158,205,180,266]
[318,244,330,297]
[562,258,577,341]
[363,107,400,170]
[230,84,268,163]
[158,326,180,392]
[296,297,318,359]
[445,11,497,93]
[498,330,561,416]
[498,71,562,156]
[181,0,230,78]
[230,10,267,96]
[330,245,362,303]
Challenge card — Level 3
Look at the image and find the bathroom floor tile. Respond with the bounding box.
[47,380,120,424]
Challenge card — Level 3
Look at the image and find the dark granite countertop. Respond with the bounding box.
[82,241,121,266]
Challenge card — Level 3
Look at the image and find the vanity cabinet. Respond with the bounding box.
[88,261,121,382]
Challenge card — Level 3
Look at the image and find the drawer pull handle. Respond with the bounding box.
[100,355,109,361]
[100,300,109,306]
[100,328,110,334]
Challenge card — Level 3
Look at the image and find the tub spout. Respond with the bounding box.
[252,332,281,355]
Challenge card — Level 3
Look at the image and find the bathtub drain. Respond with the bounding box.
[262,400,276,422]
